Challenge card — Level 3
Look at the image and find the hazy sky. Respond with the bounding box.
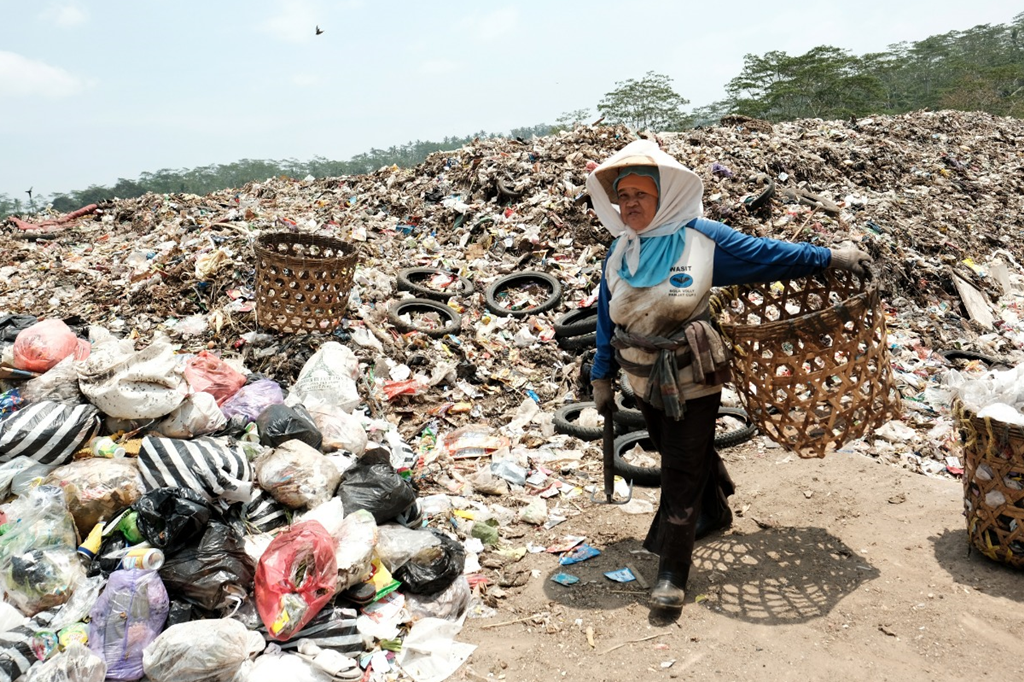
[0,1,1018,200]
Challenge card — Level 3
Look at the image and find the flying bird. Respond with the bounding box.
[315,25,324,35]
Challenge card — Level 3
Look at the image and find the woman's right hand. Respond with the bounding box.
[592,378,615,415]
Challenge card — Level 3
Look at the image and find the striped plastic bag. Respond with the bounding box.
[137,436,253,504]
[0,401,100,466]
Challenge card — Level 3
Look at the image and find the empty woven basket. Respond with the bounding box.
[254,232,358,333]
[956,403,1024,569]
[711,268,902,458]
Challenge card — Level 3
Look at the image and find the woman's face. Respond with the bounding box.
[617,186,658,232]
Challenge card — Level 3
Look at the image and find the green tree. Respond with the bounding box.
[554,108,592,131]
[726,46,885,121]
[597,71,690,131]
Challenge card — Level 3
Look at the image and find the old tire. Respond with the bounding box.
[557,332,596,351]
[612,431,660,487]
[612,391,646,429]
[553,402,604,441]
[612,407,757,487]
[485,271,562,318]
[397,267,475,301]
[554,307,598,337]
[389,298,461,338]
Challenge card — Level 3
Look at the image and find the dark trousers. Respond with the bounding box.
[636,391,735,587]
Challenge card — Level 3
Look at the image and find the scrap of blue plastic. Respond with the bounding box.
[604,568,636,583]
[551,572,580,586]
[559,543,601,565]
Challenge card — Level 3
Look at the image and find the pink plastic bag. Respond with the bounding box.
[254,520,337,641]
[12,320,89,372]
[183,351,246,405]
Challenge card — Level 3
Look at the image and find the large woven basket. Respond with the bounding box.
[254,233,358,333]
[711,268,901,458]
[956,403,1024,569]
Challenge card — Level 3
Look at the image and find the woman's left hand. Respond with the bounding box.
[829,247,873,276]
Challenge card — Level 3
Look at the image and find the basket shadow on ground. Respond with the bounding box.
[930,528,1024,602]
[541,526,879,625]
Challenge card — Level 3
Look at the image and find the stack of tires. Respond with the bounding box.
[390,267,475,337]
[553,368,757,486]
[554,306,598,352]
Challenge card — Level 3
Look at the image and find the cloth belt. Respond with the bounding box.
[612,309,732,420]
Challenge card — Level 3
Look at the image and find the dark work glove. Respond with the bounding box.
[829,247,873,277]
[592,378,615,415]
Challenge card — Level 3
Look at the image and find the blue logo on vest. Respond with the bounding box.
[669,273,693,288]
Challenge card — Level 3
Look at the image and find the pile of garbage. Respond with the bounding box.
[3,109,1024,679]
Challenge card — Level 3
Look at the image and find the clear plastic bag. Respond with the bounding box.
[288,342,361,413]
[49,574,106,632]
[254,521,337,641]
[374,524,441,573]
[406,575,472,622]
[0,485,84,616]
[21,356,84,405]
[88,569,168,681]
[183,351,246,405]
[308,404,367,455]
[24,642,107,682]
[142,617,265,682]
[43,458,144,537]
[333,509,378,592]
[256,440,340,510]
[154,392,227,438]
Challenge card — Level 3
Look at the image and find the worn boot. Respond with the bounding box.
[650,561,687,609]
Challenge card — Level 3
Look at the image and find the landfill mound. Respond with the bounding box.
[2,110,1024,681]
[4,109,1024,466]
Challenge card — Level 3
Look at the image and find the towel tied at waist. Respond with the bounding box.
[612,318,732,420]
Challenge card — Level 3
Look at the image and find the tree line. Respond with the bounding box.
[3,13,1021,219]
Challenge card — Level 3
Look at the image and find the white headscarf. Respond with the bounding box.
[586,140,704,276]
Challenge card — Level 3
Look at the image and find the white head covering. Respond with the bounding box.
[586,140,704,276]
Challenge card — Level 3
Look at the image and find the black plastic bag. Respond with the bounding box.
[90,531,129,578]
[255,403,323,450]
[394,528,466,595]
[165,599,198,628]
[134,487,211,553]
[159,521,255,613]
[336,449,416,523]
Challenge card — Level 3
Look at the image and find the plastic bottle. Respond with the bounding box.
[89,436,126,459]
[120,547,164,571]
[77,522,104,560]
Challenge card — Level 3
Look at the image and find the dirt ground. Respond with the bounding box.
[456,437,1024,682]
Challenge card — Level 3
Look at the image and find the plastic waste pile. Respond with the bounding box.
[0,330,480,682]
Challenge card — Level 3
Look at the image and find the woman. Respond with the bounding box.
[586,139,871,610]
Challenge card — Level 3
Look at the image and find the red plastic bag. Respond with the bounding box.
[183,351,246,405]
[254,520,337,641]
[12,319,88,372]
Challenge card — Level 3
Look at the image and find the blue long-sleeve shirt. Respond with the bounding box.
[591,217,832,384]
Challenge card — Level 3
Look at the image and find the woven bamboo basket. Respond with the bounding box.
[711,268,901,458]
[956,403,1024,569]
[254,233,358,334]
